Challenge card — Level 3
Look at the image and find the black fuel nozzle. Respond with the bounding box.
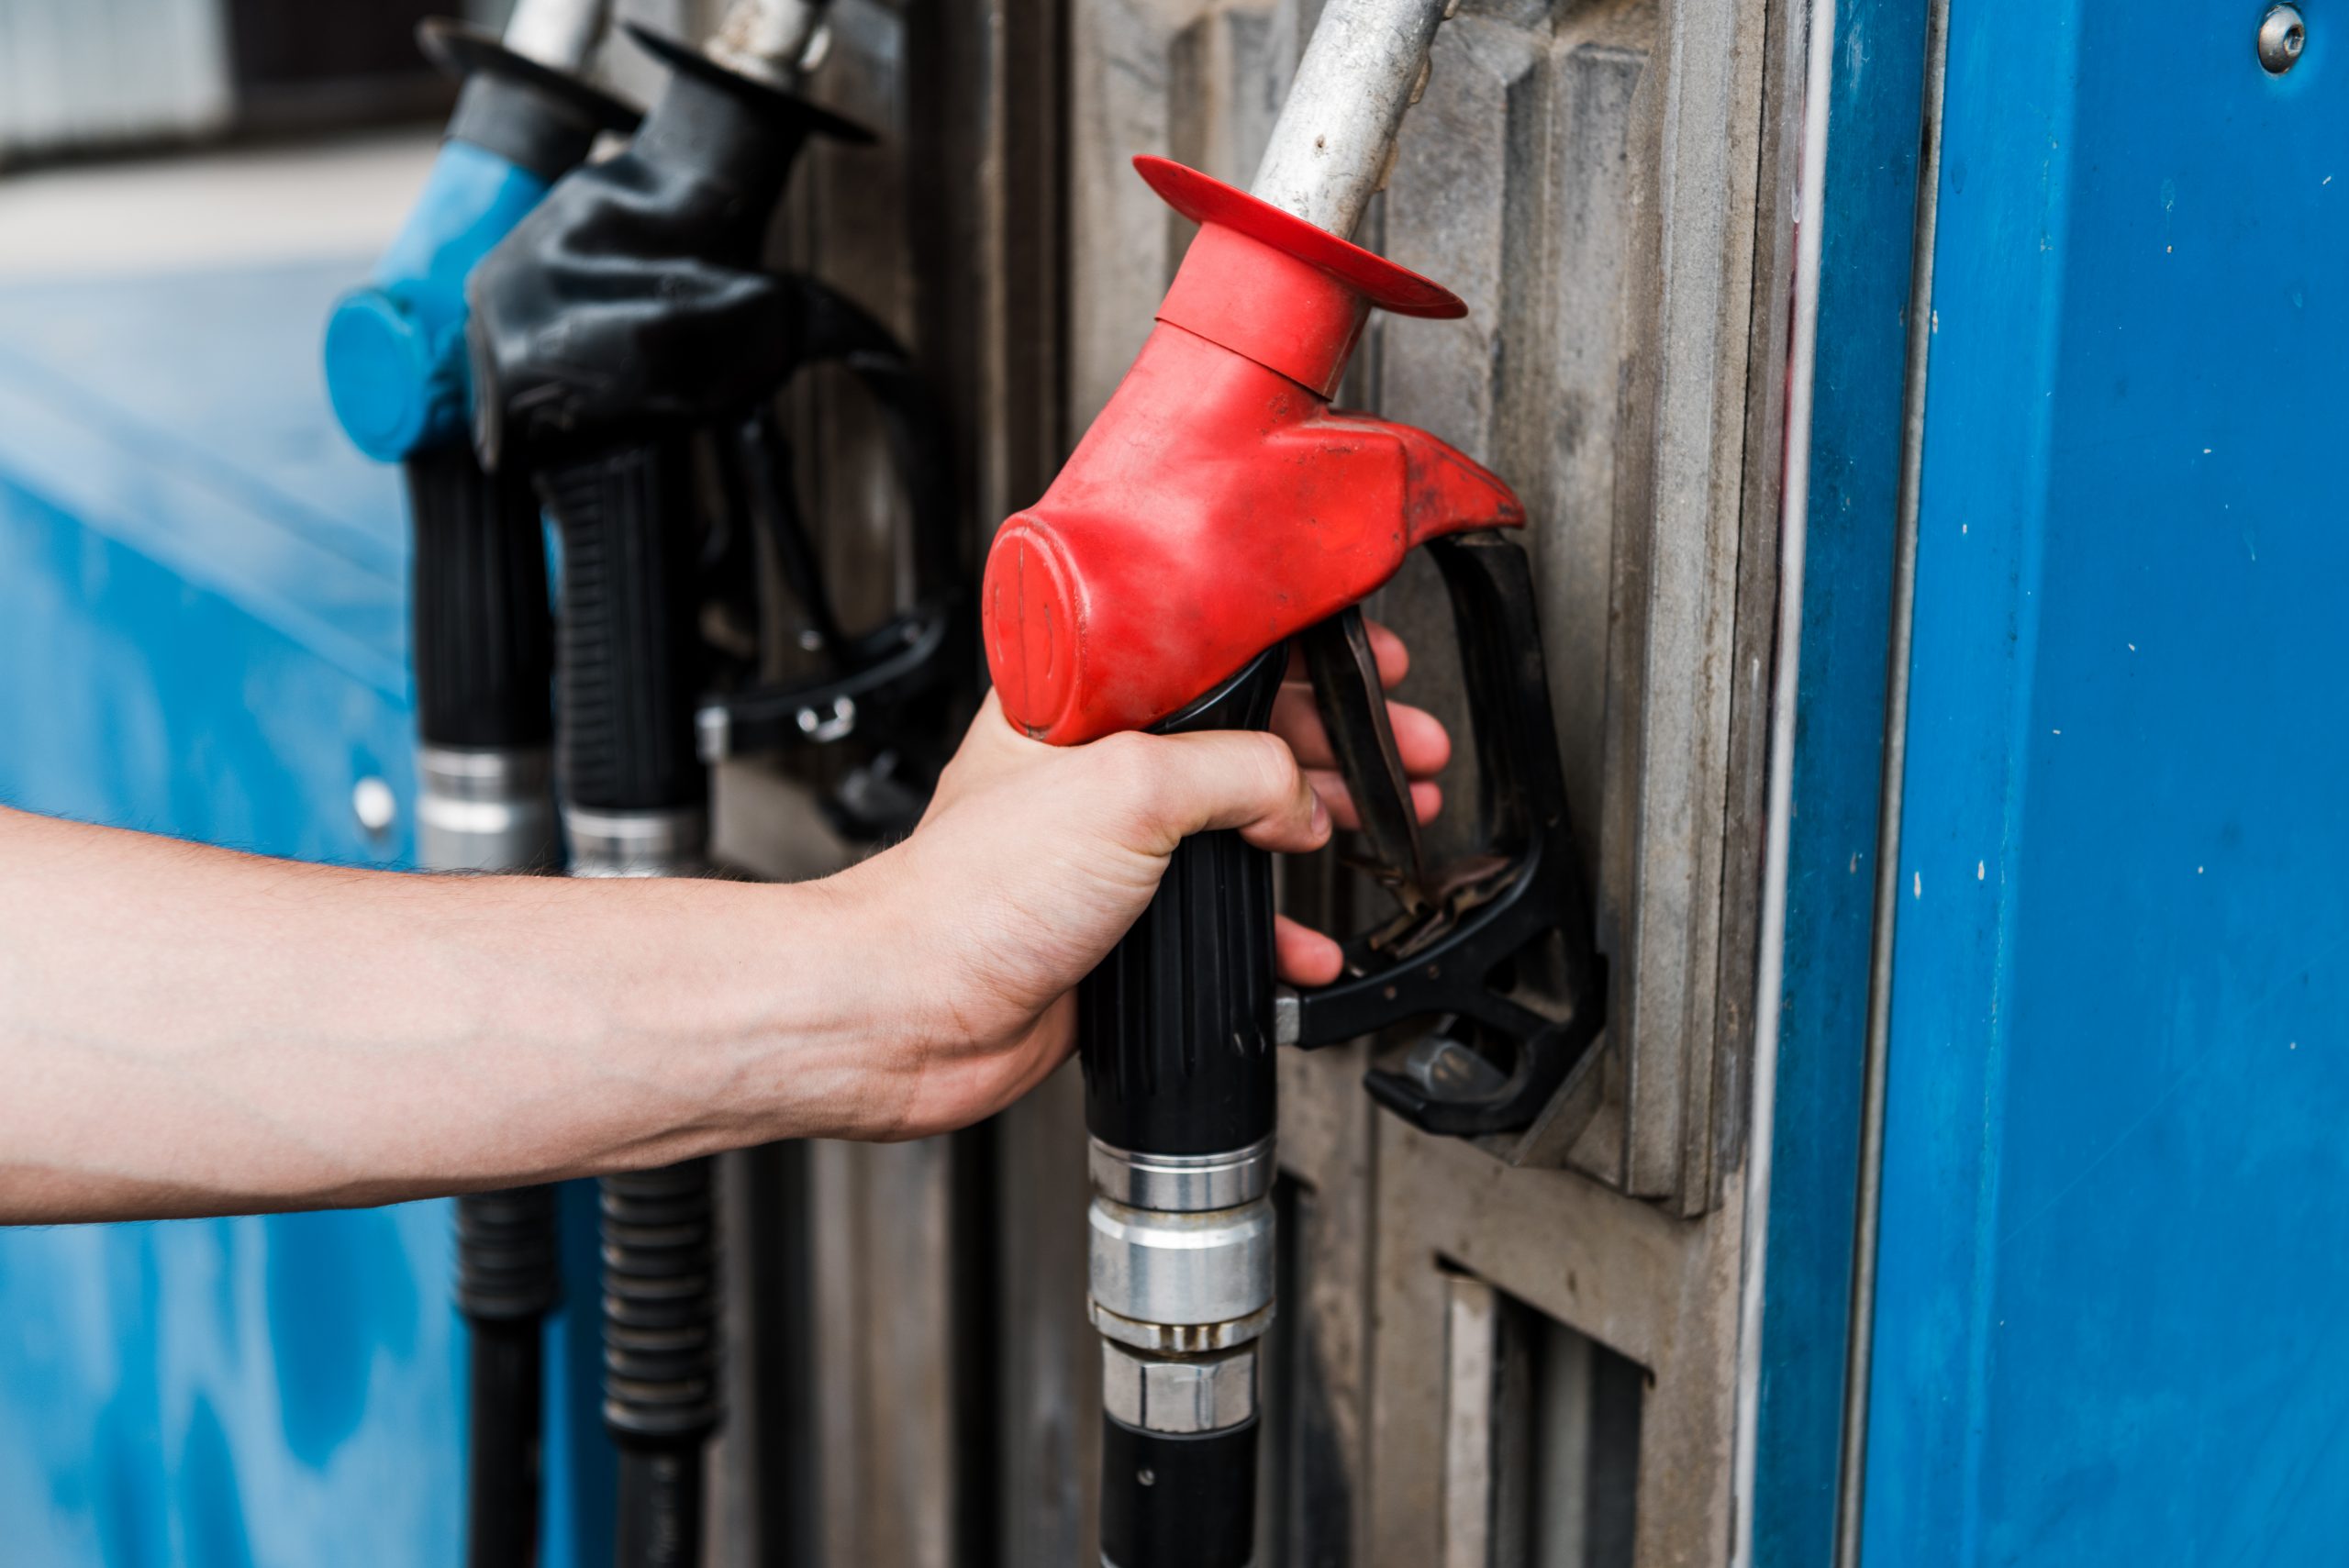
[463,22,958,1565]
[469,22,960,847]
[466,17,875,842]
[466,22,871,473]
[321,14,638,1568]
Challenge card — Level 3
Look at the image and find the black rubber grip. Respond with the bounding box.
[1080,647,1286,1158]
[406,444,553,751]
[540,441,707,813]
[599,1159,722,1442]
[1099,1416,1260,1568]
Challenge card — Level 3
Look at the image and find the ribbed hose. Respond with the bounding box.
[539,439,723,1566]
[600,1160,721,1568]
[455,1185,561,1568]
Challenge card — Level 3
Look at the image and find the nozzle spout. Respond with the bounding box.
[707,0,835,86]
[501,0,614,73]
[1248,0,1453,239]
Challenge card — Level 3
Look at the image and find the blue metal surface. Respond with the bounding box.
[0,259,608,1565]
[1750,1,1932,1561]
[1862,2,2349,1562]
[324,139,552,462]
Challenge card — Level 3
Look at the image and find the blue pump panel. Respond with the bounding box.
[0,261,607,1565]
[1751,1,2349,1560]
[1862,5,2349,1561]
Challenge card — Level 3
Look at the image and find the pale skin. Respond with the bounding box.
[0,627,1447,1226]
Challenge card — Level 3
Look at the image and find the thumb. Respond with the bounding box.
[1121,729,1331,854]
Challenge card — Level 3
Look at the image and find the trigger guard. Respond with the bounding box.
[1360,1018,1587,1140]
[1276,529,1606,1142]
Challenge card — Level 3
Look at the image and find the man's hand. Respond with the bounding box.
[842,621,1447,1141]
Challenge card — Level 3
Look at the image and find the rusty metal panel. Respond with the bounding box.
[1042,0,1795,1560]
[1063,0,1776,1211]
[1371,0,1771,1209]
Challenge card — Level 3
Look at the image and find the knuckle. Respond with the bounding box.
[1090,731,1164,805]
[1250,731,1301,794]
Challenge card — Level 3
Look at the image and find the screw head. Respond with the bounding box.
[2259,5,2307,73]
[352,776,397,838]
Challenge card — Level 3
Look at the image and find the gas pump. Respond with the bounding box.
[464,2,958,1561]
[320,6,632,1563]
[979,0,1606,1560]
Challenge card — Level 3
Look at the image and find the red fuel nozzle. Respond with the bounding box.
[983,156,1525,744]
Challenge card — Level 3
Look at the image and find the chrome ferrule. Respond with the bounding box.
[563,804,709,878]
[417,745,560,873]
[1085,1136,1277,1430]
[1087,1134,1275,1214]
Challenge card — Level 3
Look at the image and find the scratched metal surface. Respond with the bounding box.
[0,259,610,1567]
[1863,3,2349,1561]
[1049,1,1788,1562]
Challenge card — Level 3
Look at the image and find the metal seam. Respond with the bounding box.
[1831,0,1951,1559]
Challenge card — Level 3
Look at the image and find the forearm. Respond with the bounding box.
[0,680,1370,1225]
[0,806,896,1223]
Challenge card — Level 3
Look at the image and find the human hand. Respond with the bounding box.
[838,621,1448,1141]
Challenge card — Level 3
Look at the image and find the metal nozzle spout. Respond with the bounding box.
[1247,0,1455,239]
[707,0,835,87]
[500,0,615,73]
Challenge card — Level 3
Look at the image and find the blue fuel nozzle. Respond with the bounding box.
[324,20,637,464]
[325,140,554,462]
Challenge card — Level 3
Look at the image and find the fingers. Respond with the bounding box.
[1282,617,1411,691]
[1271,686,1453,778]
[1363,618,1410,689]
[1306,773,1442,830]
[1275,915,1343,987]
[1121,729,1331,854]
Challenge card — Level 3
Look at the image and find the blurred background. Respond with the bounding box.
[0,0,717,163]
[0,2,728,278]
